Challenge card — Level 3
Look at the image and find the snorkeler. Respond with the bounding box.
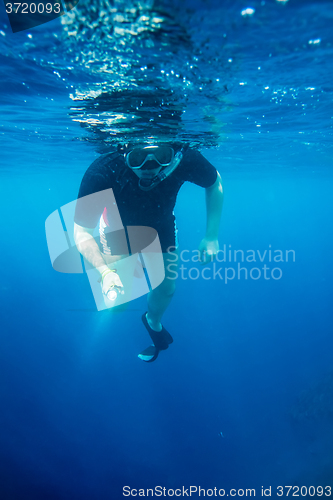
[74,143,223,362]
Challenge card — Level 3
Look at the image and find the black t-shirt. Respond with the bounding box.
[74,147,217,251]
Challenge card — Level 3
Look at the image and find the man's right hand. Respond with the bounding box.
[102,270,124,296]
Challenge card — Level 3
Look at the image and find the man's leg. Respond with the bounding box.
[146,247,179,331]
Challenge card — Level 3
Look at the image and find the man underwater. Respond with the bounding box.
[74,142,223,362]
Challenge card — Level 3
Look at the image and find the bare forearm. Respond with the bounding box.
[74,224,109,275]
[79,240,109,274]
[205,172,223,240]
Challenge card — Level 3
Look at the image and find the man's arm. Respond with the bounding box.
[74,222,124,294]
[205,171,223,240]
[74,222,109,276]
[199,171,224,262]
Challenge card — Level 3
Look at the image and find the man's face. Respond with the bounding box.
[125,144,173,180]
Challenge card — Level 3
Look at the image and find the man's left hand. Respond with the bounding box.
[198,238,219,264]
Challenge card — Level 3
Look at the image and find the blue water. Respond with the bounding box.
[1,0,333,498]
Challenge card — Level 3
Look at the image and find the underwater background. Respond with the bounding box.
[0,0,332,498]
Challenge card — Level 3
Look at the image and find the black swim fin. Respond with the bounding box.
[141,313,173,350]
[138,345,160,363]
[138,313,173,363]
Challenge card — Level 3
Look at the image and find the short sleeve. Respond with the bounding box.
[74,157,111,229]
[179,149,217,188]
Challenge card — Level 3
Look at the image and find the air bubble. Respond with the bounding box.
[241,7,255,16]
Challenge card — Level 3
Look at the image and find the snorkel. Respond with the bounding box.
[137,144,187,191]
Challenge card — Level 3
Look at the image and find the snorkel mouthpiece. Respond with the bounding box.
[138,177,156,190]
[138,150,184,191]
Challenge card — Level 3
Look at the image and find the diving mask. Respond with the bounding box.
[125,145,174,170]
